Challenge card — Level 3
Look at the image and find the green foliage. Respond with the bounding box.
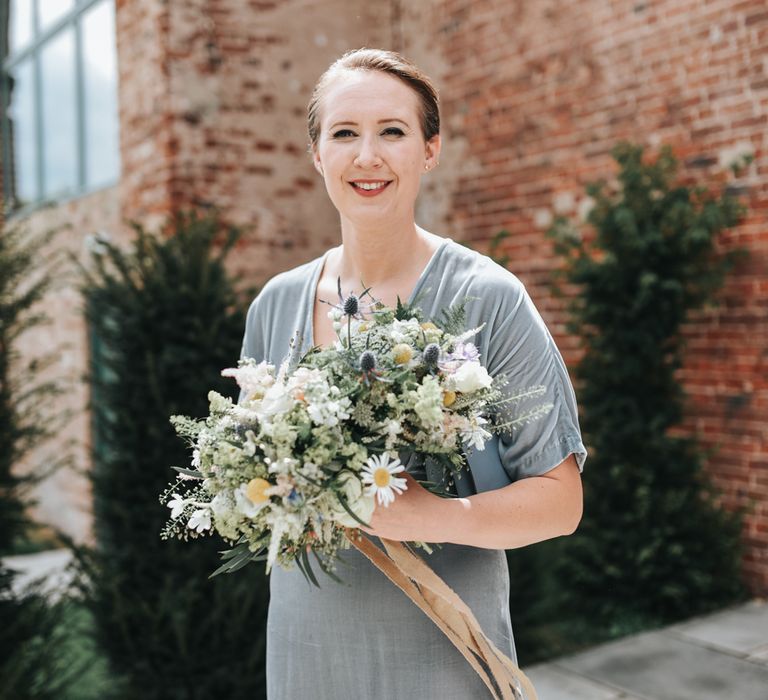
[0,214,85,697]
[0,219,71,555]
[0,569,113,700]
[71,211,269,699]
[0,566,66,700]
[436,295,476,336]
[547,141,749,630]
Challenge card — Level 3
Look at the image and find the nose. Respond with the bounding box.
[353,134,383,169]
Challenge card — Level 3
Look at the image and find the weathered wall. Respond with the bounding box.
[13,186,124,543]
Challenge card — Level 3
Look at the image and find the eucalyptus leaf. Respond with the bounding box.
[172,466,204,478]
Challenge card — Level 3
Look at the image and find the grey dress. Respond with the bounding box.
[238,237,587,700]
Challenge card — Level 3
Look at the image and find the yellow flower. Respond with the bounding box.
[392,343,413,364]
[421,322,438,331]
[443,390,457,407]
[358,322,369,333]
[246,477,271,504]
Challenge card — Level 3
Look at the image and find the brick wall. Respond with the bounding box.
[115,0,175,227]
[14,187,124,543]
[119,0,396,281]
[402,0,768,593]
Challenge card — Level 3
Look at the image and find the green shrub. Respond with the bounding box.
[547,141,750,631]
[0,216,81,698]
[72,211,268,699]
[0,218,70,555]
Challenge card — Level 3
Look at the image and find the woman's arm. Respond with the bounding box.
[436,454,583,549]
[362,453,583,549]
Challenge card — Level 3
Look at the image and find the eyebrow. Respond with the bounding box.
[328,118,410,130]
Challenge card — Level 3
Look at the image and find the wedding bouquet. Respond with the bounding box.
[160,289,551,584]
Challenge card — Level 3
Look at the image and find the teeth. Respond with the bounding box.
[354,181,388,190]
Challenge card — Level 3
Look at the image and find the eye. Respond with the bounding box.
[382,127,405,137]
[331,129,356,138]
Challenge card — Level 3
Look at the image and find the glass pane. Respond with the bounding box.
[40,29,77,197]
[6,59,38,205]
[39,0,75,32]
[82,0,120,187]
[9,0,34,54]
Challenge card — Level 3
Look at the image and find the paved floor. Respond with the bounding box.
[4,550,767,699]
[524,599,768,700]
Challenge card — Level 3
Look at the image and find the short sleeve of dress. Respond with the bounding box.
[482,276,587,481]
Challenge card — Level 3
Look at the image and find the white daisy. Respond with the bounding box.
[361,453,408,507]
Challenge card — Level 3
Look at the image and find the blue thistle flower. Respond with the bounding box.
[360,350,377,372]
[343,294,359,316]
[423,343,440,366]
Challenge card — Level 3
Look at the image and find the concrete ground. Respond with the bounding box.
[524,598,768,700]
[4,550,767,699]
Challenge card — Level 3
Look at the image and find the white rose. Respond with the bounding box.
[445,361,492,393]
[332,471,375,528]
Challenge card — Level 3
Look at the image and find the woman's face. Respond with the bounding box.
[312,70,440,227]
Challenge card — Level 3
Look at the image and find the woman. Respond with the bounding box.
[239,48,587,699]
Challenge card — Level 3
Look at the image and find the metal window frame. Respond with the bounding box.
[1,0,119,214]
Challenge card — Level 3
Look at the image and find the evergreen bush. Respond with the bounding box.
[72,211,268,699]
[0,567,107,700]
[0,219,70,555]
[0,217,82,698]
[547,141,750,632]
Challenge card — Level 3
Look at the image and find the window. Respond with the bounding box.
[1,0,120,211]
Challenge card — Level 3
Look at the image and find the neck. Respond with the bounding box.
[334,215,439,292]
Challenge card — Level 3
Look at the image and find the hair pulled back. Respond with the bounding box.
[307,48,440,148]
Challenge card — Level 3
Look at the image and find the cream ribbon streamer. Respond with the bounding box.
[346,530,538,700]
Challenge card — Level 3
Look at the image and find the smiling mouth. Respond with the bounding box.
[349,180,392,192]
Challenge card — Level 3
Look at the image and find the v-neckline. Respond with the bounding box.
[306,237,452,349]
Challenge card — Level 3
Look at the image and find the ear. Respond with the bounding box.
[424,134,441,170]
[312,145,324,177]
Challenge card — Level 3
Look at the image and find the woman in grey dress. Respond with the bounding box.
[239,48,587,699]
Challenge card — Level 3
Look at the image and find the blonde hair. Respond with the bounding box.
[307,48,440,148]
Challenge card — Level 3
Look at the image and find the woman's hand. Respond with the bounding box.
[358,472,444,543]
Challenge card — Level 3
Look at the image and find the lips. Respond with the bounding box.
[349,180,392,197]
